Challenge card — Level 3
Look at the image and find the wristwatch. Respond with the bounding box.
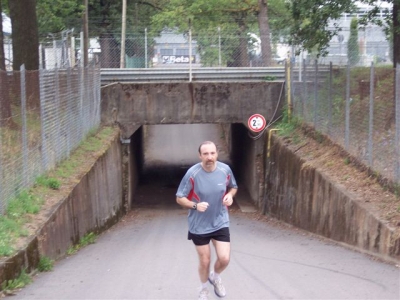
[192,203,197,210]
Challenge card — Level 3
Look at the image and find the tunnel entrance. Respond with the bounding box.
[127,123,265,210]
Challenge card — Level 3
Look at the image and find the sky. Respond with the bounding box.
[2,13,11,35]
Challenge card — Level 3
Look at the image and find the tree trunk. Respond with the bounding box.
[238,17,249,67]
[9,0,39,71]
[393,1,400,68]
[257,0,272,67]
[9,0,40,110]
[99,33,120,68]
[0,0,15,128]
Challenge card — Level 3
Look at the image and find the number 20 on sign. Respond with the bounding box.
[248,114,266,132]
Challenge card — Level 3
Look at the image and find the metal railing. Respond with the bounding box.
[101,67,284,85]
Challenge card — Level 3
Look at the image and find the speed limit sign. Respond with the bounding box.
[248,114,266,132]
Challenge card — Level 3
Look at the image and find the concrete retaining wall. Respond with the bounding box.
[0,129,125,286]
[264,135,400,262]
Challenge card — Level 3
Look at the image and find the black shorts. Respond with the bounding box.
[188,227,230,246]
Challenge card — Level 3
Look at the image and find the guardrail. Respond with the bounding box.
[100,66,331,85]
[100,67,285,85]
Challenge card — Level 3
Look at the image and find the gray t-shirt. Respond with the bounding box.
[176,161,238,234]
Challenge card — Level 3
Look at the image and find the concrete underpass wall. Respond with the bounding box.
[38,132,124,259]
[101,81,284,139]
[128,126,144,208]
[264,135,400,262]
[0,129,125,287]
[231,123,266,209]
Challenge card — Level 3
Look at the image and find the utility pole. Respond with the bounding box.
[83,0,89,66]
[120,0,127,68]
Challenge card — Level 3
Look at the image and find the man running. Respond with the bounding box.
[176,141,238,299]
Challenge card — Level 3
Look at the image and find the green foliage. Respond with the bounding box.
[79,232,97,246]
[67,232,97,255]
[150,0,291,67]
[287,0,356,56]
[285,0,395,58]
[344,157,350,165]
[264,75,277,81]
[275,106,301,137]
[36,0,84,36]
[1,269,32,291]
[348,18,360,66]
[0,189,44,256]
[7,191,43,218]
[0,126,113,258]
[35,176,61,190]
[38,256,54,272]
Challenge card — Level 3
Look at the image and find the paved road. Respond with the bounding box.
[12,185,400,299]
[11,124,400,299]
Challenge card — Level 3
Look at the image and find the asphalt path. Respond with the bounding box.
[12,187,400,300]
[11,124,400,299]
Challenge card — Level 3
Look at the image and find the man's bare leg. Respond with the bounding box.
[195,244,211,283]
[212,240,231,274]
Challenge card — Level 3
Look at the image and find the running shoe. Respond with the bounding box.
[208,273,226,297]
[198,287,209,300]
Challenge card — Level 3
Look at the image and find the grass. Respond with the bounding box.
[0,126,115,258]
[37,256,54,272]
[274,106,302,143]
[0,190,43,256]
[67,232,98,256]
[1,269,32,292]
[0,125,116,293]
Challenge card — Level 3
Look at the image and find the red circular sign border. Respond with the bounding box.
[248,114,266,133]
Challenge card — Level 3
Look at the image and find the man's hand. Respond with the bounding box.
[222,194,234,206]
[196,202,209,212]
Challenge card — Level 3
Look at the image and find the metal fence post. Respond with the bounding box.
[39,67,49,171]
[189,27,192,82]
[328,62,333,135]
[345,63,350,150]
[20,64,28,187]
[0,76,3,211]
[313,60,318,128]
[55,67,61,162]
[145,28,148,68]
[67,67,72,157]
[395,64,400,181]
[368,62,375,167]
[79,65,84,140]
[302,58,307,120]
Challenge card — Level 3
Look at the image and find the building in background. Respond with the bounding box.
[152,31,199,67]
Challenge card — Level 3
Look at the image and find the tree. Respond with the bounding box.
[8,0,39,70]
[36,0,83,36]
[348,17,360,65]
[287,0,355,57]
[258,0,273,66]
[87,0,162,68]
[0,0,13,127]
[151,0,283,67]
[287,0,399,67]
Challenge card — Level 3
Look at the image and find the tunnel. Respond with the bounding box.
[126,123,265,210]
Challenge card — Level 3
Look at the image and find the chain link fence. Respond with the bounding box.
[13,31,288,70]
[290,60,400,184]
[0,63,101,213]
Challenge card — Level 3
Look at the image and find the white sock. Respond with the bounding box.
[201,281,208,289]
[211,271,220,280]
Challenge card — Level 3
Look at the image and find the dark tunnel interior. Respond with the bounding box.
[128,123,256,208]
